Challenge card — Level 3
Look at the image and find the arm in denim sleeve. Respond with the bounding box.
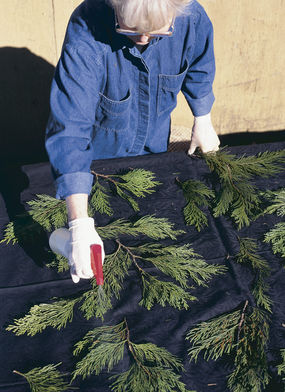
[46,44,101,199]
[181,10,216,117]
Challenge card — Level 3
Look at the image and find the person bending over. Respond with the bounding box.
[45,0,220,282]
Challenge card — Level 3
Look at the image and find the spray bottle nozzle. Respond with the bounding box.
[90,244,104,286]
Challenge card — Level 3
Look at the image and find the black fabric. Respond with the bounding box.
[0,142,284,392]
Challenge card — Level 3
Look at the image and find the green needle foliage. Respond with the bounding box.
[7,298,79,336]
[72,320,195,391]
[264,222,285,259]
[186,309,241,362]
[1,194,67,245]
[13,363,72,392]
[236,238,272,313]
[139,274,197,310]
[97,215,184,241]
[277,349,285,391]
[262,188,285,259]
[202,149,285,229]
[186,305,270,392]
[262,188,285,217]
[178,179,214,231]
[90,169,160,213]
[227,308,270,392]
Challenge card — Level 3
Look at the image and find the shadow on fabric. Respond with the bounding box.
[0,47,54,219]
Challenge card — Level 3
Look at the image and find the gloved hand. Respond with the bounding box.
[188,113,220,155]
[68,217,105,283]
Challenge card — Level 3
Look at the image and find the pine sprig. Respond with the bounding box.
[7,298,79,336]
[203,149,285,229]
[97,215,184,241]
[179,179,214,231]
[90,169,160,212]
[13,363,72,392]
[73,320,194,391]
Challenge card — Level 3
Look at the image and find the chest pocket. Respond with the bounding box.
[157,59,189,116]
[95,91,131,131]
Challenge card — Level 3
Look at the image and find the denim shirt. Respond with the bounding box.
[45,0,215,199]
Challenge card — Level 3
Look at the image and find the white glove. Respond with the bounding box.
[188,113,220,155]
[68,217,105,283]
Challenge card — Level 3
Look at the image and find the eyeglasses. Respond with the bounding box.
[115,13,174,38]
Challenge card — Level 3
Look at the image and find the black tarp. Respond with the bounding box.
[0,142,284,392]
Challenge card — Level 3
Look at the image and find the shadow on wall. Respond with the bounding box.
[0,47,54,219]
[0,47,55,167]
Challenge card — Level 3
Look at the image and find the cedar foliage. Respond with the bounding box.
[72,319,196,392]
[179,149,285,230]
[1,169,160,245]
[90,169,161,214]
[6,216,226,333]
[236,237,272,313]
[13,363,72,392]
[178,179,214,231]
[263,188,285,259]
[186,305,270,392]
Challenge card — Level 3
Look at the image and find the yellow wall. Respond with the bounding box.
[1,0,285,139]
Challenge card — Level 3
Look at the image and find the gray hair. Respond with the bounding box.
[109,0,191,32]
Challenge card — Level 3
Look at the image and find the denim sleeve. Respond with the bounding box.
[46,44,100,199]
[182,10,216,117]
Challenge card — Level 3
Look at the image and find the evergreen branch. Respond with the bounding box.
[264,222,285,258]
[89,180,113,216]
[91,169,160,212]
[27,195,67,231]
[46,253,69,272]
[178,178,214,231]
[252,277,273,313]
[142,244,227,288]
[203,149,285,229]
[186,309,241,362]
[277,349,285,390]
[73,320,194,391]
[236,238,270,273]
[7,298,79,336]
[132,343,183,372]
[13,363,72,392]
[227,308,270,392]
[0,214,45,245]
[97,215,184,241]
[112,169,161,197]
[139,274,197,310]
[110,363,194,392]
[79,284,113,321]
[262,188,285,217]
[72,340,125,380]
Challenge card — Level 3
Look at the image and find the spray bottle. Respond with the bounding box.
[49,228,104,286]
